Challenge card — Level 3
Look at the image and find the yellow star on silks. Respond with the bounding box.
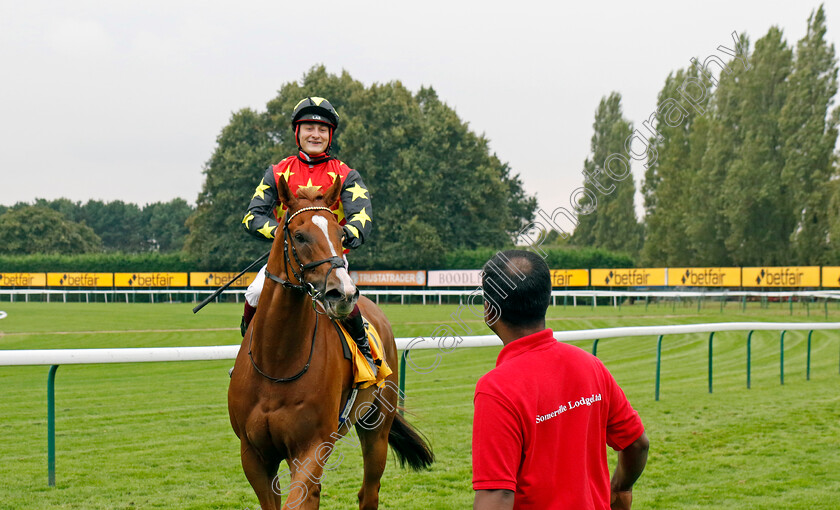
[334,202,346,223]
[327,171,337,182]
[252,178,271,200]
[257,221,275,239]
[344,224,360,240]
[345,182,369,201]
[242,212,255,229]
[277,163,294,182]
[297,177,322,194]
[350,207,371,228]
[275,204,286,220]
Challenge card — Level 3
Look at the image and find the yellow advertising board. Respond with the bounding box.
[669,267,740,287]
[0,272,47,286]
[742,267,820,287]
[47,273,114,287]
[114,273,189,287]
[820,267,840,288]
[190,272,258,288]
[549,269,589,287]
[591,268,666,287]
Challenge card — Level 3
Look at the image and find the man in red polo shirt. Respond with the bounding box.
[473,250,649,510]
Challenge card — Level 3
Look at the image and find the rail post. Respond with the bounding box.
[398,350,408,416]
[746,330,753,389]
[47,365,59,487]
[806,330,813,381]
[708,332,715,393]
[780,330,786,385]
[592,339,599,357]
[655,335,664,401]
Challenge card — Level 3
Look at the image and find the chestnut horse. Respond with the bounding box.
[228,175,433,510]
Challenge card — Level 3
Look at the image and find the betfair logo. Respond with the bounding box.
[682,269,727,286]
[755,268,802,286]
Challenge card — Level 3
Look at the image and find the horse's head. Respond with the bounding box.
[276,175,359,319]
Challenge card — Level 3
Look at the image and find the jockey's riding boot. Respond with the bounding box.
[240,302,257,337]
[342,306,378,375]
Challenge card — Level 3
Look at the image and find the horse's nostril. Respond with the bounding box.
[325,289,344,301]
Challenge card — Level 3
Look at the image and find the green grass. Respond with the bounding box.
[0,301,839,509]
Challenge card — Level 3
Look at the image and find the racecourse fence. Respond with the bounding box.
[1,323,839,487]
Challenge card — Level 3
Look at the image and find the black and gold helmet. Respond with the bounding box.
[291,97,339,131]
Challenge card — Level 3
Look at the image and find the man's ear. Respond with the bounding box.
[277,175,297,210]
[323,175,341,208]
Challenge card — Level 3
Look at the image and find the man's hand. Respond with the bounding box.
[610,431,649,510]
[610,489,632,509]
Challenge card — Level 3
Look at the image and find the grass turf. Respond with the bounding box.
[0,301,838,509]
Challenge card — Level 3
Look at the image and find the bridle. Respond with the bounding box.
[264,205,346,303]
[249,205,348,383]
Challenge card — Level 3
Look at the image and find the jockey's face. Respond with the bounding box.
[298,122,331,156]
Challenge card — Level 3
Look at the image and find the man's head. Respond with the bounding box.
[291,97,339,155]
[482,250,551,330]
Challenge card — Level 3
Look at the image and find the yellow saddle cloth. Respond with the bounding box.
[335,319,393,389]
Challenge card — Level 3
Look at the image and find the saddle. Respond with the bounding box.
[333,317,392,389]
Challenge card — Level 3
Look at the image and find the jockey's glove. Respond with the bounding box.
[342,225,362,249]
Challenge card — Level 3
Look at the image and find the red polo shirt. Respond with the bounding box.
[472,329,644,509]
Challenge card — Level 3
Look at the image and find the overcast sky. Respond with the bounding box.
[1,1,837,220]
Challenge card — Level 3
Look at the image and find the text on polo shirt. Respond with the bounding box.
[535,393,602,424]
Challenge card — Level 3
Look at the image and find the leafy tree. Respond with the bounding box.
[721,28,794,266]
[573,93,641,255]
[641,66,713,265]
[780,4,840,264]
[78,200,146,252]
[142,198,193,252]
[0,206,102,255]
[186,66,536,269]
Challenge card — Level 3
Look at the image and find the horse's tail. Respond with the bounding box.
[388,413,434,471]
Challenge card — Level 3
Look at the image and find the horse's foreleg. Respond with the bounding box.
[240,441,282,510]
[281,440,341,510]
[355,411,394,510]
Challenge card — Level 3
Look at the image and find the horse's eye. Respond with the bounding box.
[294,232,306,243]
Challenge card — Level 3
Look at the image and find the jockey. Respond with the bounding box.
[241,96,375,362]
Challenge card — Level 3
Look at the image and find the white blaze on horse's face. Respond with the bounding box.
[311,215,357,298]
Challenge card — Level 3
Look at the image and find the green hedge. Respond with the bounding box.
[0,252,199,272]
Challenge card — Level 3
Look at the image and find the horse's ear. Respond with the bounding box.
[277,175,297,209]
[323,175,341,208]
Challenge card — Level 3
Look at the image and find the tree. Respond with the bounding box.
[0,206,102,255]
[720,28,794,266]
[185,66,536,269]
[780,4,840,265]
[641,66,713,265]
[77,200,146,252]
[142,198,193,252]
[574,93,641,255]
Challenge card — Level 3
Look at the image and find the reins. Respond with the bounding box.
[248,205,347,383]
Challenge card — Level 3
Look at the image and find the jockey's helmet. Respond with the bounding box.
[292,97,339,131]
